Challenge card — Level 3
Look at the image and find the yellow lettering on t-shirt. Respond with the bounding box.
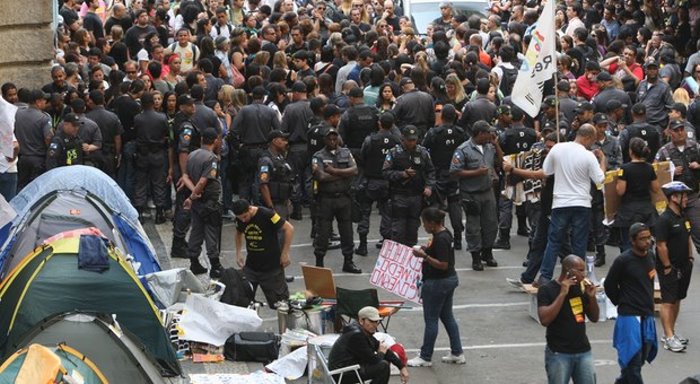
[271,213,281,224]
[569,297,584,323]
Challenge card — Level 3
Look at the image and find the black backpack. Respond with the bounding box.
[219,268,255,308]
[499,64,519,97]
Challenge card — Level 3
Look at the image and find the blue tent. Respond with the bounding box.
[0,166,161,278]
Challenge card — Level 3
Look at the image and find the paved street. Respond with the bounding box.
[148,207,700,383]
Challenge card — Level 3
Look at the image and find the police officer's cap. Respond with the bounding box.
[379,111,395,125]
[541,121,555,134]
[402,125,419,140]
[497,104,511,115]
[178,94,195,106]
[575,102,594,114]
[323,104,341,119]
[592,113,608,125]
[29,89,50,103]
[472,120,496,135]
[543,95,557,107]
[64,113,79,124]
[268,129,289,141]
[291,81,307,93]
[631,103,646,115]
[201,127,218,141]
[325,127,340,137]
[643,59,659,69]
[348,87,364,98]
[595,71,612,82]
[670,120,686,130]
[606,99,623,112]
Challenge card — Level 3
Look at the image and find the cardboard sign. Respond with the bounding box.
[503,148,546,204]
[603,161,672,223]
[369,240,422,304]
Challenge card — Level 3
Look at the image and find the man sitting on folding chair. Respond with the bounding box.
[328,307,409,384]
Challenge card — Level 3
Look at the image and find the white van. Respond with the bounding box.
[404,0,490,35]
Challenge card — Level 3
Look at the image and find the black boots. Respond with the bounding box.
[482,248,498,267]
[342,255,362,274]
[171,237,188,258]
[315,254,324,267]
[209,258,223,279]
[376,238,384,249]
[155,208,166,224]
[493,228,511,250]
[517,214,529,236]
[355,235,368,256]
[454,232,462,250]
[594,245,606,267]
[471,252,484,271]
[291,203,302,220]
[190,257,207,275]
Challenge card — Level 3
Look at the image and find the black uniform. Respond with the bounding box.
[281,100,314,214]
[171,113,201,256]
[422,123,467,245]
[232,102,281,200]
[619,121,662,163]
[358,129,401,242]
[133,109,170,211]
[459,96,498,136]
[15,106,53,190]
[338,103,379,160]
[392,90,435,138]
[46,131,83,170]
[311,145,357,268]
[86,106,123,178]
[111,94,142,200]
[382,144,436,246]
[186,148,222,269]
[592,87,632,115]
[307,121,333,235]
[256,149,295,219]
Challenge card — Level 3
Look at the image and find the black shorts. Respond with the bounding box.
[657,263,693,303]
[243,266,289,308]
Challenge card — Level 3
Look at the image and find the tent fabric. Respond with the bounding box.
[0,344,108,384]
[0,236,181,377]
[16,313,165,383]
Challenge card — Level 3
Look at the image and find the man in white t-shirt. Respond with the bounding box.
[0,132,19,202]
[537,124,606,284]
[169,28,200,73]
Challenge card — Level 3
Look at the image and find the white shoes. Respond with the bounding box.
[407,356,432,367]
[441,354,467,364]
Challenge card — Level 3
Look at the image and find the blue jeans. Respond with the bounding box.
[0,172,17,202]
[539,207,591,282]
[545,347,596,384]
[419,274,462,361]
[615,342,652,384]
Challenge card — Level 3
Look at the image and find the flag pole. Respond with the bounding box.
[555,67,560,143]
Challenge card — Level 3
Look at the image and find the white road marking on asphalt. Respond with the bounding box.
[404,339,610,353]
[401,302,529,311]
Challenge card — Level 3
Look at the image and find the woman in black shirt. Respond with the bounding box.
[406,208,465,367]
[615,137,660,252]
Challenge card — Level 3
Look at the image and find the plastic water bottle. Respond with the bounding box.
[586,255,599,286]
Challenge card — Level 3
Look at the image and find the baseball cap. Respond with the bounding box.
[358,306,381,321]
[497,104,512,115]
[400,78,413,87]
[379,111,395,125]
[592,113,609,124]
[576,102,594,113]
[291,81,307,93]
[670,120,686,130]
[348,87,364,98]
[595,71,612,82]
[644,59,659,69]
[629,222,650,239]
[177,94,195,105]
[402,125,419,140]
[557,80,571,92]
[201,127,219,141]
[472,120,496,135]
[606,99,623,112]
[63,113,79,124]
[325,127,339,137]
[268,129,289,141]
[543,95,557,107]
[541,121,555,133]
[323,104,341,119]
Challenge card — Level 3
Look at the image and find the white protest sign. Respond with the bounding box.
[369,240,422,304]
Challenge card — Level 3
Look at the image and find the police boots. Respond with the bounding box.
[171,237,188,259]
[155,208,166,224]
[342,256,362,274]
[355,235,368,256]
[190,257,207,275]
[493,228,511,250]
[209,258,223,279]
[291,203,303,220]
[517,215,529,237]
[481,248,498,267]
[454,232,462,250]
[594,245,606,267]
[471,252,484,271]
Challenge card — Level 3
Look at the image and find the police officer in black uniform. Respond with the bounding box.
[171,95,200,258]
[15,89,53,190]
[311,128,362,273]
[355,112,401,255]
[619,103,662,163]
[257,130,295,218]
[181,127,224,278]
[46,113,83,170]
[133,92,171,224]
[537,95,570,139]
[338,87,379,161]
[422,105,467,250]
[494,106,537,249]
[383,125,436,247]
[86,90,123,179]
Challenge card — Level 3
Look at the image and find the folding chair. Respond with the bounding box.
[314,343,369,384]
[335,287,401,333]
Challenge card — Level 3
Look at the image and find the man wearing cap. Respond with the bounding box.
[637,59,674,129]
[66,98,103,168]
[591,71,631,114]
[619,103,661,163]
[459,78,497,137]
[256,130,294,218]
[605,100,626,137]
[15,89,53,190]
[537,95,570,139]
[668,103,696,140]
[655,120,700,249]
[604,223,658,383]
[133,92,171,224]
[393,68,435,139]
[422,105,467,250]
[568,102,594,141]
[433,1,454,30]
[180,127,224,278]
[383,125,436,247]
[281,81,314,220]
[232,86,281,200]
[576,61,601,101]
[328,306,409,384]
[450,120,503,270]
[170,94,200,259]
[46,113,83,170]
[557,80,579,123]
[311,128,362,273]
[86,90,123,179]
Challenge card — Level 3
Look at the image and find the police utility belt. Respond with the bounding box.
[268,181,293,202]
[137,142,168,153]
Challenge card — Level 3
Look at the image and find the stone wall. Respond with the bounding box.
[0,0,54,89]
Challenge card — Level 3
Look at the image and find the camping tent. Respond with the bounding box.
[0,343,108,384]
[0,165,160,278]
[15,312,165,383]
[0,233,181,377]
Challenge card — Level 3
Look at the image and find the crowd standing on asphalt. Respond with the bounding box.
[2,0,700,381]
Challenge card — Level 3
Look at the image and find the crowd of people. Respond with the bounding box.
[1,0,699,382]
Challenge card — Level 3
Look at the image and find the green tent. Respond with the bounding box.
[0,234,181,377]
[0,344,108,384]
